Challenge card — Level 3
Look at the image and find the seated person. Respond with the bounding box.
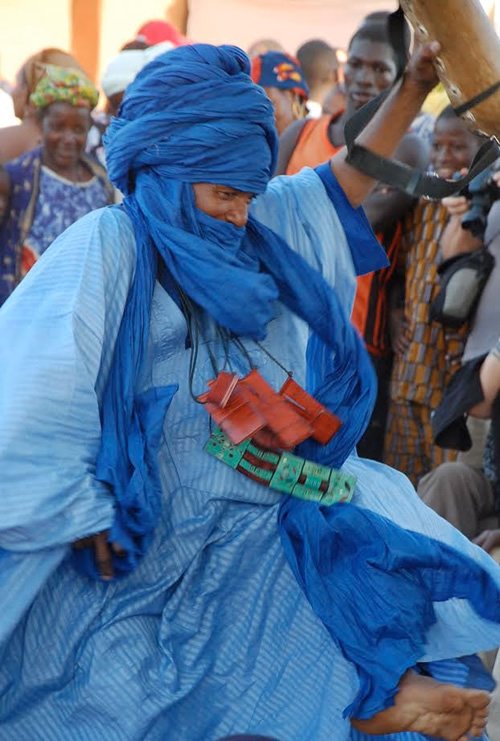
[418,168,500,538]
[419,337,500,544]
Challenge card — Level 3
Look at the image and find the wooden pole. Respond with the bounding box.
[401,0,500,138]
[70,0,101,83]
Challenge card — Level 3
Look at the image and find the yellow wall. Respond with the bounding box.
[0,0,71,83]
[1,0,497,90]
[99,0,170,75]
[0,0,168,87]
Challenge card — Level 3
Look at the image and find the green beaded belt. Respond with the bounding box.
[205,427,356,506]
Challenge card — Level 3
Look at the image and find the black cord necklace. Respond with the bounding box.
[176,284,292,404]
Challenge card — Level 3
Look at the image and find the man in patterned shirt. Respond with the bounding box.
[384,106,481,486]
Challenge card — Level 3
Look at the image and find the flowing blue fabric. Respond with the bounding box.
[279,501,500,718]
[87,42,500,719]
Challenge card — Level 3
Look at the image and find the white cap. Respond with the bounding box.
[101,41,174,98]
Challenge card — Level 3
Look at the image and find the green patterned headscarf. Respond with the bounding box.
[30,64,99,110]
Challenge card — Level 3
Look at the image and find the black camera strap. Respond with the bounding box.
[454,81,500,118]
[344,5,500,200]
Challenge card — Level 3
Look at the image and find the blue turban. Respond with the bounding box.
[105,44,278,195]
[251,51,309,100]
[74,42,375,583]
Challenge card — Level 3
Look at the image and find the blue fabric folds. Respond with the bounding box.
[88,45,273,577]
[316,163,389,277]
[74,385,177,579]
[279,501,500,719]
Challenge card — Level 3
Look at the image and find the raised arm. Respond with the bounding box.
[439,195,483,260]
[362,133,430,232]
[331,43,440,208]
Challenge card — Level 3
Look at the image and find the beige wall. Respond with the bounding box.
[0,0,399,89]
[99,0,169,74]
[0,0,71,83]
[187,0,398,53]
[1,0,497,91]
[0,0,168,87]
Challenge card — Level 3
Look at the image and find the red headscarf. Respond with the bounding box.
[136,20,191,47]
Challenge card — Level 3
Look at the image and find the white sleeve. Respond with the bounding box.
[0,206,136,551]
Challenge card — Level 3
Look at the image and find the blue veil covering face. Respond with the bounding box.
[82,43,500,720]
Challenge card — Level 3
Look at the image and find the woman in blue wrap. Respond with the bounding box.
[0,41,499,741]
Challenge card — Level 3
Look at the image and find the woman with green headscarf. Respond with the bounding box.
[0,64,114,304]
[1,47,87,164]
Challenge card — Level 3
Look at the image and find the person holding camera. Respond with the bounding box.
[277,18,429,463]
[417,166,500,539]
[418,166,500,736]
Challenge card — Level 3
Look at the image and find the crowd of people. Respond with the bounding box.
[0,8,500,741]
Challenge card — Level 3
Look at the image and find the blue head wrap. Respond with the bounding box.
[73,44,375,581]
[104,44,281,337]
[251,51,309,99]
[106,44,278,196]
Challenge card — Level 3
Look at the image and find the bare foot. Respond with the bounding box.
[351,670,490,740]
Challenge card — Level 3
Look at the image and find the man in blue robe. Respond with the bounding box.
[0,41,498,741]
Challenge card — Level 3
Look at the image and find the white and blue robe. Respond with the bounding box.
[0,168,499,740]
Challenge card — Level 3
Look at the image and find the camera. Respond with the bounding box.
[460,166,500,240]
